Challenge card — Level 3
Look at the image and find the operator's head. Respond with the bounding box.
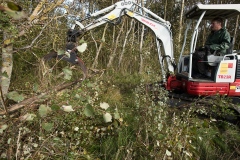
[210,17,223,31]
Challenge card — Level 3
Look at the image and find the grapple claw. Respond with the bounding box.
[67,29,82,42]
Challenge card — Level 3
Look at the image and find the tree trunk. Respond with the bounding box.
[107,20,125,68]
[92,24,108,68]
[139,24,145,73]
[201,20,206,46]
[178,0,185,44]
[233,15,239,46]
[1,33,13,98]
[164,0,168,20]
[131,20,136,47]
[139,0,145,73]
[118,19,134,68]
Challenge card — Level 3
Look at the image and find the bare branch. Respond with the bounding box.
[18,19,53,50]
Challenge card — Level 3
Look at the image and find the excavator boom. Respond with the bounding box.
[71,0,175,82]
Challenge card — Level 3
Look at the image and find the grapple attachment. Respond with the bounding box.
[67,29,82,43]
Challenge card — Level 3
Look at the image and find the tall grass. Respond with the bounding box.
[1,72,240,159]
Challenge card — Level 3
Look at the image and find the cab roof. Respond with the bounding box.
[185,4,240,19]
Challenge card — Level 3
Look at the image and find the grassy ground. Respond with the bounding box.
[0,72,240,159]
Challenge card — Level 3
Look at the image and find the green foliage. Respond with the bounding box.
[38,105,52,117]
[0,12,10,29]
[103,112,112,123]
[83,104,94,117]
[7,2,22,11]
[6,91,24,102]
[1,74,240,159]
[42,122,54,132]
[1,0,240,159]
[62,67,73,80]
[76,42,87,53]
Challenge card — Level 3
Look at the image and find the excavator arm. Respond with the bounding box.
[70,0,175,82]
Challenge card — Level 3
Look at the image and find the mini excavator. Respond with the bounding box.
[52,0,240,98]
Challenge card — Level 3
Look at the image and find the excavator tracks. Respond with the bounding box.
[146,82,240,126]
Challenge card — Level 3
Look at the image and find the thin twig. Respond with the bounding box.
[16,130,21,160]
[18,18,54,50]
[32,135,53,159]
[0,85,8,115]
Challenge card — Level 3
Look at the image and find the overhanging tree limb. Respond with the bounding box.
[28,0,47,23]
[18,18,53,50]
[0,0,66,110]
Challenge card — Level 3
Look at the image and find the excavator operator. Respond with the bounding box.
[192,17,231,78]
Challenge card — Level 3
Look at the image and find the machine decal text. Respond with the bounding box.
[141,18,156,28]
[121,1,131,6]
[218,75,231,79]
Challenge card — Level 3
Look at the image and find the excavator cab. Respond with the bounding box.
[175,4,240,96]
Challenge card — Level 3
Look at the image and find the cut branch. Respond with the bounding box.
[0,79,84,115]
